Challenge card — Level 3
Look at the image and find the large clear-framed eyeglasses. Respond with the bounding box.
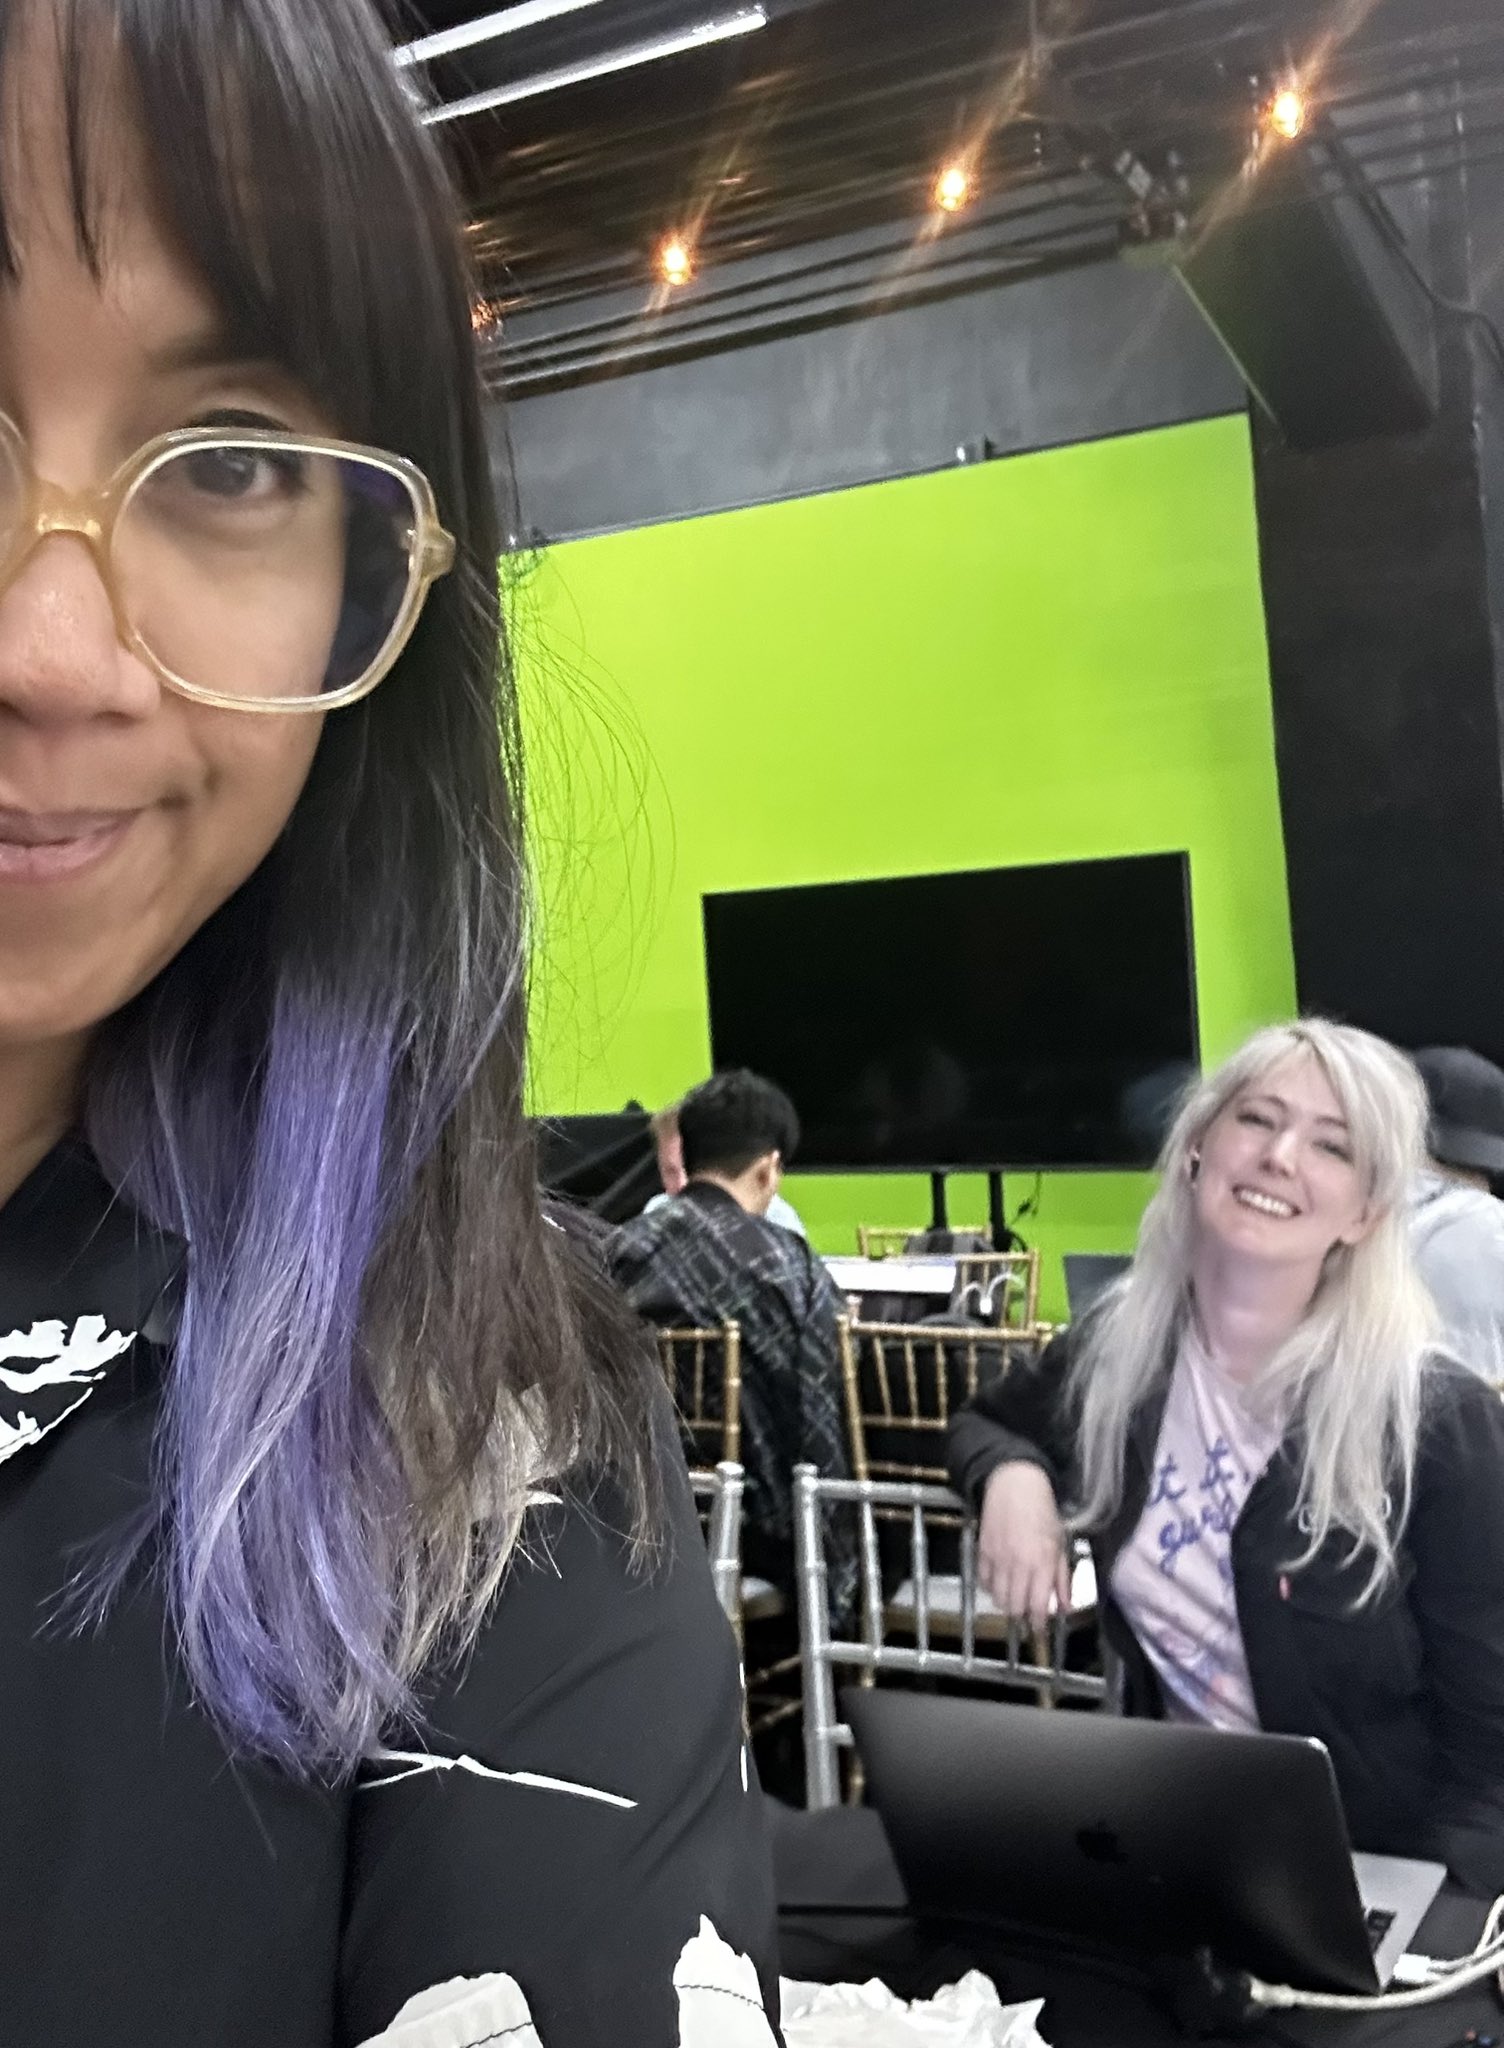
[0,412,457,713]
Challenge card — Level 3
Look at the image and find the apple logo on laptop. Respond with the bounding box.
[1075,1822,1128,1865]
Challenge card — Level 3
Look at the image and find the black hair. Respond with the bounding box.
[2,0,660,1775]
[678,1069,801,1179]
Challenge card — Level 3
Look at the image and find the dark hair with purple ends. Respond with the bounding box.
[6,0,659,1776]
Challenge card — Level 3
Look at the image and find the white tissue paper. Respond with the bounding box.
[354,1971,544,2047]
[780,1973,1049,2048]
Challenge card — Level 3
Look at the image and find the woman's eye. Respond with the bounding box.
[1237,1108,1274,1130]
[1316,1140,1353,1162]
[180,444,306,499]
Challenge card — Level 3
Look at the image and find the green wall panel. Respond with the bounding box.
[512,415,1295,1316]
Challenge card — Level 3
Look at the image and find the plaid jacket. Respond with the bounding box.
[610,1182,857,1615]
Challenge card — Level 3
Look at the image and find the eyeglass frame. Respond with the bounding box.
[0,411,458,715]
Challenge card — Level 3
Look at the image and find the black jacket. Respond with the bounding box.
[947,1330,1504,1897]
[1,1139,780,2046]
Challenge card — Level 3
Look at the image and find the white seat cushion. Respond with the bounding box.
[741,1575,785,1621]
[887,1555,1097,1622]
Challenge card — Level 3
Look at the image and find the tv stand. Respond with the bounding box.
[925,1169,1022,1250]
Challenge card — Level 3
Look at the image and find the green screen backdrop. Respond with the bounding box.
[511,414,1295,1316]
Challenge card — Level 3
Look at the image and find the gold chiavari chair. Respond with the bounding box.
[655,1322,741,1469]
[855,1226,917,1260]
[839,1315,1015,1493]
[951,1247,1044,1334]
[855,1225,992,1259]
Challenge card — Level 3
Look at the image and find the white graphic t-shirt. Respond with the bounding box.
[1111,1328,1287,1730]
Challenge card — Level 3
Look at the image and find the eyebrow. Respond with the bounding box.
[142,330,284,380]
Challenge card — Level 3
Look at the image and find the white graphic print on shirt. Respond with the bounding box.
[357,1918,777,2047]
[0,1316,136,1466]
[1111,1330,1286,1730]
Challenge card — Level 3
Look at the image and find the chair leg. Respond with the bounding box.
[1030,1627,1057,1708]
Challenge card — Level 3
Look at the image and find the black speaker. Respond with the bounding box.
[1173,131,1439,450]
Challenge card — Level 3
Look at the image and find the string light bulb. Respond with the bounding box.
[658,235,694,286]
[1266,85,1307,141]
[933,162,973,213]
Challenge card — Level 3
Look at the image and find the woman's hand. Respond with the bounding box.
[976,1460,1071,1631]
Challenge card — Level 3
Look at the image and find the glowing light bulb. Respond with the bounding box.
[1267,87,1306,141]
[658,236,694,286]
[934,162,972,213]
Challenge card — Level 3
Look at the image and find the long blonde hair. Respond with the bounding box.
[1070,1020,1437,1599]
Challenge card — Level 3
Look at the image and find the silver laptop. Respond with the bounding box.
[846,1690,1445,1994]
[1062,1252,1131,1320]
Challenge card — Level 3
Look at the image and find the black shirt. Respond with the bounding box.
[948,1329,1504,1898]
[0,1140,780,2046]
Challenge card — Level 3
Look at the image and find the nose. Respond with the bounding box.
[0,533,161,727]
[1262,1123,1300,1175]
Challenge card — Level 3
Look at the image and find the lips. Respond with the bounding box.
[0,808,138,882]
[0,808,136,845]
[1233,1185,1298,1220]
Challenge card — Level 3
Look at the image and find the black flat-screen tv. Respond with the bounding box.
[702,854,1198,1172]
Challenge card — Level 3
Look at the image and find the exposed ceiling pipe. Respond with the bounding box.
[393,0,608,70]
[420,6,769,125]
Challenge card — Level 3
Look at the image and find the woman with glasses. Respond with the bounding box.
[0,4,777,2044]
[950,1021,1504,1897]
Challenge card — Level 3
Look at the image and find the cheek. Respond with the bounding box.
[1311,1168,1369,1243]
[1197,1125,1248,1186]
[202,712,323,831]
[137,542,346,703]
[0,711,324,1049]
[190,714,325,885]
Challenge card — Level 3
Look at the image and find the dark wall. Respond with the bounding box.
[499,253,1241,542]
[1251,114,1504,1065]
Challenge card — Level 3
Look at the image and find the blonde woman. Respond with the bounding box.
[948,1021,1504,1896]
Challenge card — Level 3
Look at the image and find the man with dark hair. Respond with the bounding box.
[610,1071,854,1616]
[644,1097,808,1237]
[1409,1045,1504,1381]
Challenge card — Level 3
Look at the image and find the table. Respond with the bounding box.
[823,1256,957,1300]
[772,1803,1501,2047]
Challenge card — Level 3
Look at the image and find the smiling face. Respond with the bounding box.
[1192,1050,1375,1274]
[0,47,327,1065]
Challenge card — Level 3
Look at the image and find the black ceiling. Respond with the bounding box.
[391,0,1504,391]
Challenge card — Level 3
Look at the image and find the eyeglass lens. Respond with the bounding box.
[104,443,420,702]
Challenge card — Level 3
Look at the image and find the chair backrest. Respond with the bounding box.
[792,1465,1108,1808]
[688,1460,745,1637]
[855,1225,992,1259]
[838,1315,1020,1487]
[855,1226,916,1259]
[656,1322,741,1467]
[951,1248,1042,1331]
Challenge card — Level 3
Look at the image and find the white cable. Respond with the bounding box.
[1247,1896,1504,2013]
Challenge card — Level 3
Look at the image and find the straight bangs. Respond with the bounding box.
[0,0,464,457]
